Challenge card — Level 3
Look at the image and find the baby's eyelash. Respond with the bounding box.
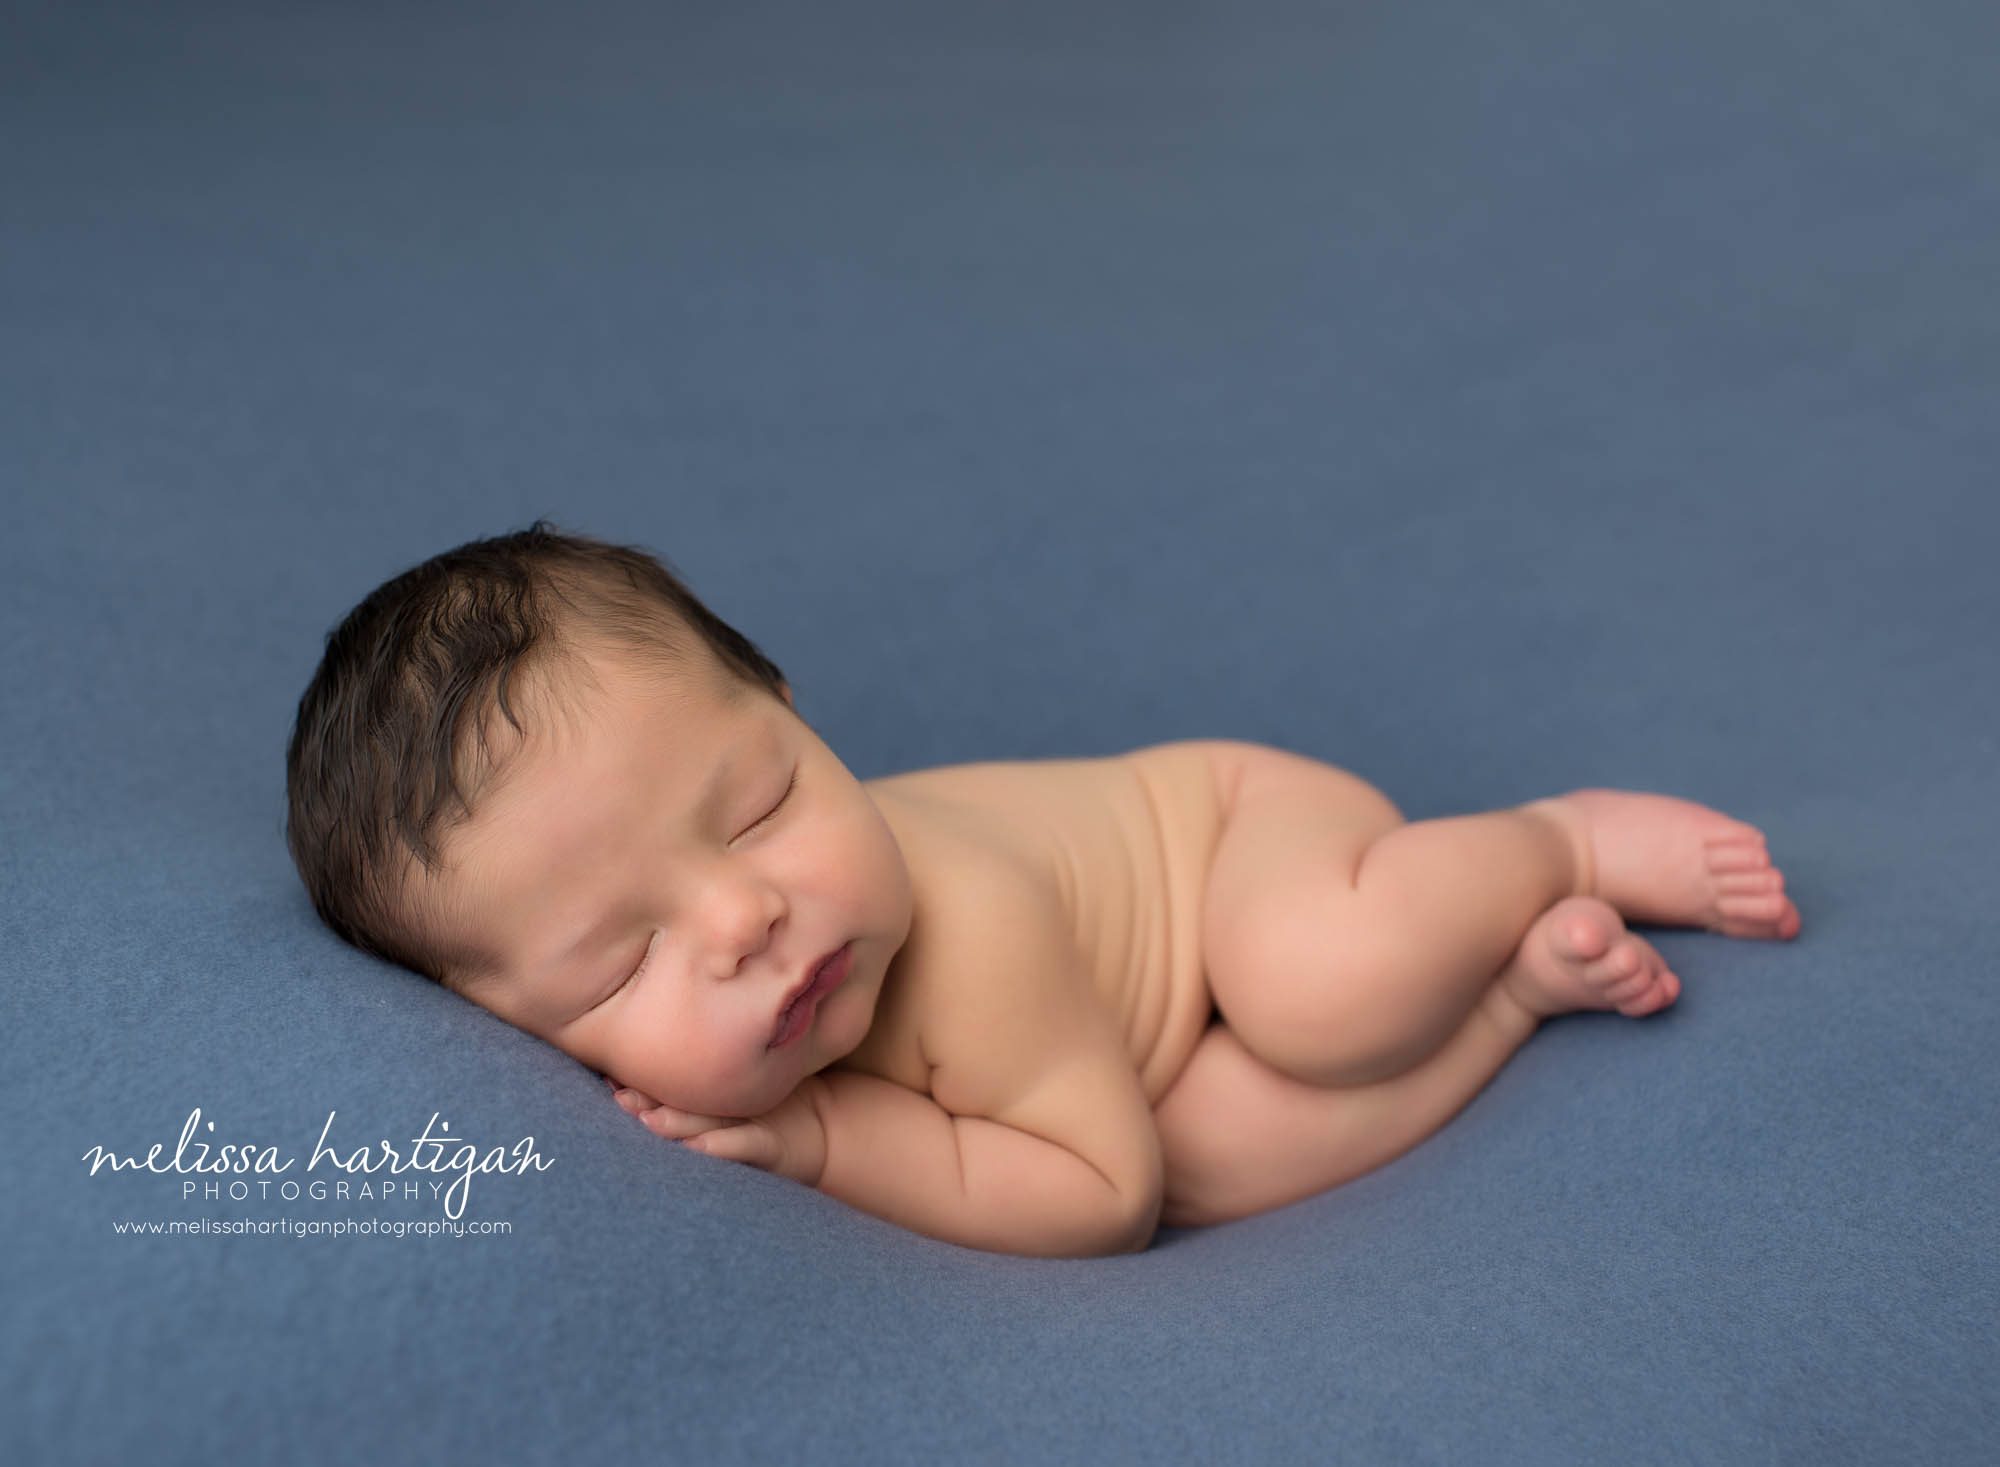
[608,770,798,998]
[744,768,798,835]
[620,931,660,991]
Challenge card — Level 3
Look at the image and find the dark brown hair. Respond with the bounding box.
[284,519,790,993]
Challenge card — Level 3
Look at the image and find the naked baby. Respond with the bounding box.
[286,522,1803,1258]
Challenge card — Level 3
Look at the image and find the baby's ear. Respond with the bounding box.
[778,680,794,709]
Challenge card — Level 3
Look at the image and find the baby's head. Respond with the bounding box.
[285,520,913,1118]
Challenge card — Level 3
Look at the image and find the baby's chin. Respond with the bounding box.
[698,1063,829,1119]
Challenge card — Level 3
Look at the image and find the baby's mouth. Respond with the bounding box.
[768,942,852,1048]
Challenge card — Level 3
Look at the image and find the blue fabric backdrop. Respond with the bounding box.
[5,1,1996,1462]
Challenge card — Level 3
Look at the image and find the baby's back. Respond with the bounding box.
[851,741,1229,1107]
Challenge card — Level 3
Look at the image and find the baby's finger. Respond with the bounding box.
[686,1123,778,1170]
[632,1100,732,1141]
[611,1085,692,1124]
[611,1086,694,1128]
[610,1086,674,1121]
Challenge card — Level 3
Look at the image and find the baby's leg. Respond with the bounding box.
[1157,896,1671,1228]
[1203,748,1590,1088]
[1203,748,1800,1090]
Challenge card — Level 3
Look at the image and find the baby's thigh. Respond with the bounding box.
[1199,742,1405,997]
[1153,1015,1346,1227]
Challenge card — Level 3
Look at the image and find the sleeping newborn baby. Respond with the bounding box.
[287,522,1802,1258]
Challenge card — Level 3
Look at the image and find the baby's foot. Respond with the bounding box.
[1501,895,1681,1020]
[1527,788,1802,939]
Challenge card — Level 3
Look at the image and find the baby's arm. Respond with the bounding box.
[617,1068,1155,1256]
[809,1065,1158,1258]
[809,871,1165,1258]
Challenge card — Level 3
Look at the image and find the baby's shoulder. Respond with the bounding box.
[833,769,1078,1095]
[864,740,1229,896]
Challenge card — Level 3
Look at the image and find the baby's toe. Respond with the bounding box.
[1704,822,1768,852]
[1716,891,1792,929]
[1706,839,1772,876]
[1617,984,1673,1017]
[1587,941,1643,987]
[1602,967,1656,1006]
[1616,963,1679,1015]
[1718,867,1784,897]
[1547,899,1617,964]
[1588,933,1677,1015]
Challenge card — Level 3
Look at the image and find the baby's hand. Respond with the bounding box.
[608,1077,828,1188]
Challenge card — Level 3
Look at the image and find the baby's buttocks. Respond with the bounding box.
[863,741,1229,1105]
